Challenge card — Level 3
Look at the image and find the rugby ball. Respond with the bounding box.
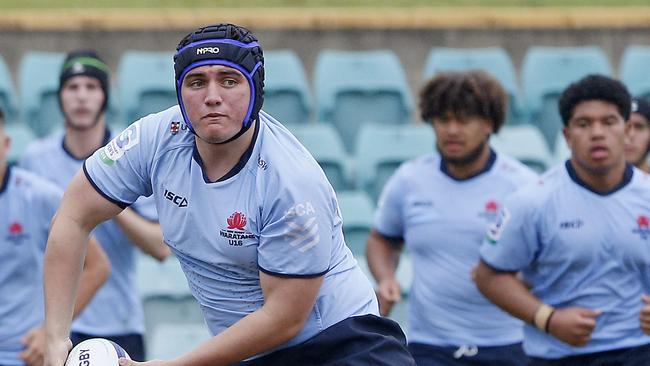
[65,338,130,366]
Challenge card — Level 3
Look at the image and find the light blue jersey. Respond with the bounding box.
[20,130,155,336]
[82,106,378,353]
[0,167,62,365]
[374,151,537,347]
[480,161,650,359]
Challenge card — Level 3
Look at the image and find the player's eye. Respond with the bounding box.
[222,78,238,87]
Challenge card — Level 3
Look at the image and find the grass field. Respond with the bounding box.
[3,0,650,8]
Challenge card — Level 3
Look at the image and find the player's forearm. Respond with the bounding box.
[44,214,92,340]
[366,230,402,283]
[114,208,169,261]
[72,237,111,319]
[474,259,541,323]
[170,306,305,366]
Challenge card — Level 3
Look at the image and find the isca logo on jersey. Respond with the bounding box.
[164,189,188,208]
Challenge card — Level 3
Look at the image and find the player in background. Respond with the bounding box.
[366,71,536,366]
[20,49,168,361]
[625,97,650,173]
[0,106,110,366]
[42,23,415,366]
[475,74,650,365]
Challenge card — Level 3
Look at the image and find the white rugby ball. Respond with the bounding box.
[65,338,130,366]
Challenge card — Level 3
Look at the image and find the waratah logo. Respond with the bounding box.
[227,212,247,231]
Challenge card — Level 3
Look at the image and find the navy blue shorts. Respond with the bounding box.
[528,343,650,366]
[409,342,528,366]
[236,314,415,366]
[70,332,145,362]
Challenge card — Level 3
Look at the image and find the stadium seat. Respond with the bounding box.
[148,324,210,360]
[620,46,650,99]
[19,51,120,137]
[337,190,374,256]
[423,47,526,125]
[355,123,435,200]
[5,123,36,165]
[263,50,312,125]
[0,54,19,124]
[522,46,611,150]
[288,123,350,191]
[314,49,414,152]
[553,131,571,165]
[491,125,554,173]
[137,255,204,334]
[117,51,176,126]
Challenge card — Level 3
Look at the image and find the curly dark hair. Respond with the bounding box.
[558,74,631,126]
[419,70,507,133]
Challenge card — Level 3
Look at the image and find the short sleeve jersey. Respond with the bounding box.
[20,130,156,336]
[374,151,537,347]
[83,106,379,351]
[480,162,650,358]
[0,167,62,365]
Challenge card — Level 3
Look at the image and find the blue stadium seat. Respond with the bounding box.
[117,51,176,126]
[423,47,526,125]
[355,123,435,200]
[288,123,350,191]
[0,54,19,124]
[263,50,312,125]
[337,190,374,256]
[6,123,36,165]
[148,324,210,360]
[19,51,120,137]
[620,46,650,99]
[137,255,203,336]
[491,125,554,173]
[314,49,414,152]
[522,46,611,150]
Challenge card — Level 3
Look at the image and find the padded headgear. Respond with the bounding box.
[174,23,264,141]
[632,97,650,124]
[59,49,110,112]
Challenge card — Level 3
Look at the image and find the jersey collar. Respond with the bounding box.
[565,160,634,196]
[0,165,11,196]
[193,118,260,184]
[440,148,497,181]
[61,127,112,161]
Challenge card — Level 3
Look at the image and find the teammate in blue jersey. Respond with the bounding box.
[367,71,536,366]
[475,74,650,365]
[42,24,415,366]
[625,97,650,173]
[20,49,167,362]
[0,107,110,366]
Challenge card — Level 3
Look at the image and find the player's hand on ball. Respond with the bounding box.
[640,294,650,334]
[377,277,401,317]
[19,325,46,366]
[119,358,170,366]
[547,307,602,347]
[43,336,72,366]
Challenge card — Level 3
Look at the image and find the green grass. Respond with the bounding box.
[2,0,650,9]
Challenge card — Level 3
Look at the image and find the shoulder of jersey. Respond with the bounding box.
[22,133,64,159]
[10,166,62,196]
[396,152,438,176]
[135,105,193,148]
[493,153,539,184]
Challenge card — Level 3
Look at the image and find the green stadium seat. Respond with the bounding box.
[522,46,611,150]
[19,51,120,137]
[5,123,36,165]
[117,51,176,126]
[423,47,526,125]
[148,324,210,360]
[491,124,554,173]
[264,50,312,125]
[289,123,350,191]
[620,46,650,99]
[0,54,19,124]
[355,123,435,200]
[314,49,414,153]
[337,190,374,256]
